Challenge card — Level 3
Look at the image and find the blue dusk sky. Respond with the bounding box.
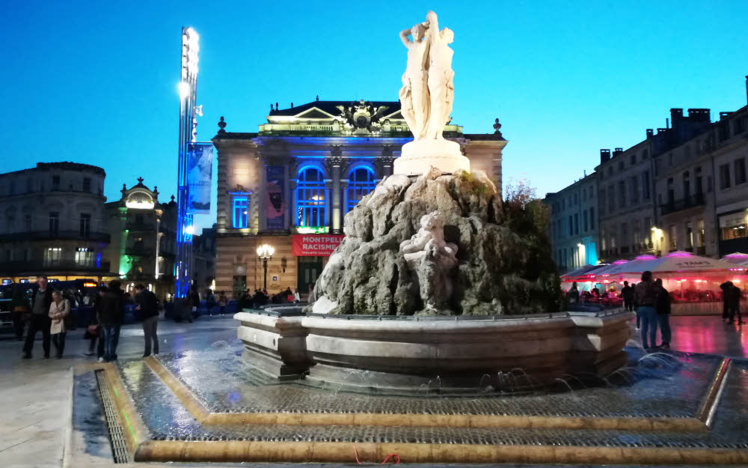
[1,1,746,232]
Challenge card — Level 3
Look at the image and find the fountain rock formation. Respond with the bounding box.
[312,166,562,316]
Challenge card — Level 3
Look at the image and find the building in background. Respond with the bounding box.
[193,226,216,295]
[0,162,112,283]
[546,77,748,267]
[544,173,598,273]
[103,178,177,299]
[213,99,507,298]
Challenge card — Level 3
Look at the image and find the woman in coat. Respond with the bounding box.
[49,290,70,359]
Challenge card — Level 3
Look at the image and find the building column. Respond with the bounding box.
[288,180,297,230]
[331,162,342,234]
[258,157,267,232]
[283,164,290,231]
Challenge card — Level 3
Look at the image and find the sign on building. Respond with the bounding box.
[292,235,344,256]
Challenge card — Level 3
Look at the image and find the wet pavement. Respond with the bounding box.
[1,312,748,467]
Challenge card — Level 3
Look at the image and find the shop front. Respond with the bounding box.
[292,234,344,296]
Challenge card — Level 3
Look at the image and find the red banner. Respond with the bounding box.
[292,235,344,256]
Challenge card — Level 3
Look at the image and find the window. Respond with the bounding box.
[232,195,249,229]
[697,220,705,247]
[574,213,579,235]
[26,178,32,193]
[568,216,573,236]
[49,212,59,235]
[695,167,703,195]
[618,181,626,208]
[630,154,636,165]
[686,222,693,250]
[607,186,615,212]
[583,210,588,232]
[642,171,650,200]
[346,167,376,212]
[44,247,62,266]
[83,177,91,193]
[6,214,15,232]
[75,247,94,266]
[669,225,677,250]
[599,190,606,215]
[296,167,326,227]
[24,214,32,231]
[589,207,595,230]
[719,212,748,242]
[52,175,60,191]
[683,171,691,201]
[719,164,731,190]
[629,176,638,204]
[79,213,91,237]
[735,158,746,185]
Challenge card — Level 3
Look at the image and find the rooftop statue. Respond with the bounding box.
[395,11,469,176]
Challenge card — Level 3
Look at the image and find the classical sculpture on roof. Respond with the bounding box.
[395,11,469,176]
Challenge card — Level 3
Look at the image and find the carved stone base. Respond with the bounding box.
[394,139,469,176]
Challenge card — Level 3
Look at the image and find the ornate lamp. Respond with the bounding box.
[257,244,275,291]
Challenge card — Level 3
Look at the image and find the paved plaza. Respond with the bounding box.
[0,314,746,468]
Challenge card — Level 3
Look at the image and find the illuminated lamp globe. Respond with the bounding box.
[257,244,274,259]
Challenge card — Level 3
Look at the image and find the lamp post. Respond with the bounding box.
[257,244,275,291]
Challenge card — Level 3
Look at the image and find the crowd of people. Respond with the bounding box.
[568,272,746,351]
[236,287,300,310]
[15,277,161,361]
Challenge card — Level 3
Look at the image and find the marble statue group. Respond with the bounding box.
[399,11,455,143]
[394,11,468,176]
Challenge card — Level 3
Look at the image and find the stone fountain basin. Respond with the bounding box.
[235,309,633,391]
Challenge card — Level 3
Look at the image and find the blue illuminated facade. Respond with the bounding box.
[211,99,507,298]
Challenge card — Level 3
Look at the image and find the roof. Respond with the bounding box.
[269,100,401,117]
[0,162,106,178]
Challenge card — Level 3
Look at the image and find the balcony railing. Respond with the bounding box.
[0,260,111,275]
[124,247,154,257]
[661,193,705,215]
[126,221,154,232]
[0,230,110,243]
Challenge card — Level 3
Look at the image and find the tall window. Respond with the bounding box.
[80,213,91,237]
[52,175,60,191]
[49,212,59,235]
[44,247,62,266]
[346,167,376,212]
[719,164,731,190]
[75,247,93,266]
[296,167,326,227]
[589,207,595,230]
[83,177,91,193]
[24,214,32,231]
[232,195,249,229]
[642,171,651,200]
[735,158,747,185]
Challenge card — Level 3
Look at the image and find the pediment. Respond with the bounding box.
[296,107,336,119]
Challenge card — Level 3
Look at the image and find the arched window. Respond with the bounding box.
[346,166,376,212]
[296,167,326,227]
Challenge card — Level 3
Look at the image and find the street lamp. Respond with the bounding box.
[257,244,275,291]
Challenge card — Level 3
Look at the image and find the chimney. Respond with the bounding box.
[670,108,683,121]
[600,149,611,164]
[612,147,624,158]
[688,108,711,121]
[646,129,654,138]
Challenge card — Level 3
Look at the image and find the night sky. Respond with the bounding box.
[1,0,746,232]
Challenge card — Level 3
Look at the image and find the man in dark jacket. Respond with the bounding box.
[99,280,124,362]
[22,277,53,359]
[634,271,659,350]
[728,283,744,324]
[134,284,160,357]
[655,278,671,349]
[720,281,740,323]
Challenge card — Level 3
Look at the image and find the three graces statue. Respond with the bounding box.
[399,11,454,142]
[395,11,468,176]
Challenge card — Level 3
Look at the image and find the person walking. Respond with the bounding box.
[568,282,579,304]
[10,285,29,340]
[720,281,734,323]
[134,284,160,357]
[84,286,106,358]
[293,289,301,304]
[48,290,70,359]
[22,277,53,359]
[729,282,744,324]
[218,291,227,314]
[99,280,124,362]
[634,271,659,350]
[655,278,671,349]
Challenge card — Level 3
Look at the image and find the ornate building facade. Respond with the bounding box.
[213,99,507,298]
[0,162,112,283]
[103,179,178,298]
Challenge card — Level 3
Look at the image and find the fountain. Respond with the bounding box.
[235,10,632,391]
